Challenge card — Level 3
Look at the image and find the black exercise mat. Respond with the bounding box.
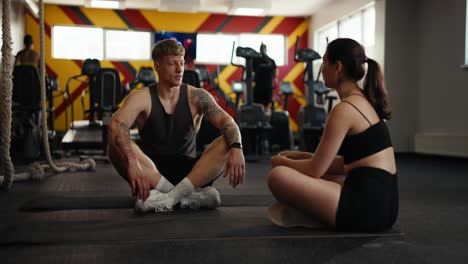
[2,207,402,245]
[0,235,410,264]
[20,193,276,211]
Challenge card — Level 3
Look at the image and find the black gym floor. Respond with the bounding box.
[1,153,467,263]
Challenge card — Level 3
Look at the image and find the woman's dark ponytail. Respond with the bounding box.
[327,38,392,119]
[363,58,392,120]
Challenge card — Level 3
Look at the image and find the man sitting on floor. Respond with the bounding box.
[108,39,245,213]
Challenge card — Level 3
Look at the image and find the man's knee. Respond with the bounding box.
[204,136,229,154]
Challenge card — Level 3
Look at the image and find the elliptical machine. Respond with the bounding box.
[295,36,336,152]
[231,43,271,159]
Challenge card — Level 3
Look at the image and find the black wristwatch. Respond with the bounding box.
[229,142,243,149]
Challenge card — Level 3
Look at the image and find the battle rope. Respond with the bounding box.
[1,0,97,190]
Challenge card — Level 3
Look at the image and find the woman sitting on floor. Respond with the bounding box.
[267,38,398,232]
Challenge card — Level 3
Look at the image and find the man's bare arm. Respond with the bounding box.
[191,89,241,145]
[110,121,136,157]
[107,89,153,199]
[107,90,148,172]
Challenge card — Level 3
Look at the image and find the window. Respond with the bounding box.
[52,26,152,60]
[196,33,286,66]
[105,30,151,60]
[314,3,376,54]
[315,23,338,57]
[52,26,103,60]
[195,33,238,65]
[339,14,362,43]
[362,6,375,47]
[238,34,286,66]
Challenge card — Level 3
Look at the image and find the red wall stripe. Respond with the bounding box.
[55,81,89,118]
[221,16,267,33]
[59,6,87,25]
[110,61,134,85]
[54,60,86,118]
[272,17,305,35]
[196,14,230,32]
[46,65,58,78]
[117,10,154,30]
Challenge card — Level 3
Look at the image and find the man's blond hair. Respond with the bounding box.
[152,39,185,61]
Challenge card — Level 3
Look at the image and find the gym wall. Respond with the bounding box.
[413,0,468,158]
[385,0,468,157]
[25,4,310,133]
[311,0,468,157]
[0,0,25,56]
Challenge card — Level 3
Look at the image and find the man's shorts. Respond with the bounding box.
[151,155,216,187]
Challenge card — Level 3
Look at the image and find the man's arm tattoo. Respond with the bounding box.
[222,122,241,145]
[191,89,223,120]
[191,89,241,144]
[114,121,136,160]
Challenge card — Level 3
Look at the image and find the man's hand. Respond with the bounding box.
[128,161,151,201]
[224,148,245,188]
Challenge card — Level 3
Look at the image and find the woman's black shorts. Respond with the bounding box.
[336,167,399,232]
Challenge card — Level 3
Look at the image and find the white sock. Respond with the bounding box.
[155,175,174,193]
[166,178,195,207]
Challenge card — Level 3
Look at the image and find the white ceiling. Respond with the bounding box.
[41,0,332,17]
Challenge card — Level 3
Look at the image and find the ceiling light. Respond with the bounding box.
[87,0,123,9]
[231,8,265,16]
[159,0,200,13]
[230,0,271,16]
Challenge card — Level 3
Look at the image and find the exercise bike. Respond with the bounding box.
[230,43,272,159]
[294,36,337,152]
[268,81,294,152]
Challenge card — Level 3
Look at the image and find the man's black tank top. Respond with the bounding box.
[139,83,197,159]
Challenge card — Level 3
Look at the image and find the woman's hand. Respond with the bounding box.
[278,150,312,160]
[271,154,289,168]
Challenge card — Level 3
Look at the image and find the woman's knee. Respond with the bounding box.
[267,166,289,190]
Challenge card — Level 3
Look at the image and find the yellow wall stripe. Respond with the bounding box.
[80,8,128,29]
[290,83,306,106]
[289,117,298,132]
[217,65,240,100]
[283,63,306,105]
[258,16,285,34]
[139,11,210,32]
[287,19,309,49]
[128,61,154,73]
[44,5,75,25]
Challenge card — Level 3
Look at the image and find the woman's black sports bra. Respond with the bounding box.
[337,98,392,164]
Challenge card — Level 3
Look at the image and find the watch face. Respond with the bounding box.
[231,142,242,148]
